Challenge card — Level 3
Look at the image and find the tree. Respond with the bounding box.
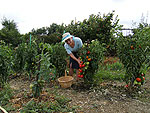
[0,18,21,46]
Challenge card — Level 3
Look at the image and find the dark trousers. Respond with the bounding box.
[69,52,79,69]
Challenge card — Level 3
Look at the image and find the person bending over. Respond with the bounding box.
[62,32,83,81]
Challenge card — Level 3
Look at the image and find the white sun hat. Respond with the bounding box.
[62,32,73,42]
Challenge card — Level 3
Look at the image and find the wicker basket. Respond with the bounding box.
[58,70,74,88]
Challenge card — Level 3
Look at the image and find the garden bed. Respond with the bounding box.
[4,71,150,113]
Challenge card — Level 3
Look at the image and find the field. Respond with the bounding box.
[1,57,150,113]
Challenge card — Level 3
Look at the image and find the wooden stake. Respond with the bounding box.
[0,106,8,113]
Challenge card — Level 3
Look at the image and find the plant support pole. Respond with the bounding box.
[0,106,8,113]
[30,34,32,48]
[29,34,32,80]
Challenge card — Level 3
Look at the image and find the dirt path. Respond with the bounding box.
[9,73,150,113]
[54,81,150,113]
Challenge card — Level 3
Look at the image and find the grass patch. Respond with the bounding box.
[94,61,125,83]
[95,70,125,81]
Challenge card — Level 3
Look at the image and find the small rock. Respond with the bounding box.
[122,94,126,97]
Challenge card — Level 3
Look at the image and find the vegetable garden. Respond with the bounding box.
[0,11,150,113]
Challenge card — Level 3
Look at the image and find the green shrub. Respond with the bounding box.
[0,41,13,87]
[25,39,38,79]
[50,43,67,77]
[35,43,56,81]
[12,39,38,79]
[31,43,56,98]
[78,39,105,84]
[116,26,150,86]
[12,43,27,73]
[65,11,122,56]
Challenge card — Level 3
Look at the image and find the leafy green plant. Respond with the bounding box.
[65,11,122,56]
[35,43,56,81]
[50,43,67,77]
[31,23,64,44]
[30,43,55,98]
[20,100,45,113]
[20,95,76,113]
[0,41,13,87]
[116,26,150,86]
[0,84,14,106]
[78,39,105,84]
[25,39,38,79]
[12,43,27,74]
[30,80,45,98]
[0,18,21,47]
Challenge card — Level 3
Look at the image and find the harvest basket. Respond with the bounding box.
[58,70,74,88]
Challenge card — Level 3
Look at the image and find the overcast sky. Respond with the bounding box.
[0,0,149,34]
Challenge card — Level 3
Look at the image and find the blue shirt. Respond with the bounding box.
[64,37,83,54]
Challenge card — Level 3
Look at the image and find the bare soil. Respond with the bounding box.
[8,71,150,113]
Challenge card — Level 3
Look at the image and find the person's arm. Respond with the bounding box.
[64,43,81,64]
[69,53,81,64]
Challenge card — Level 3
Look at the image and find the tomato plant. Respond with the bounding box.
[25,39,38,79]
[50,43,67,77]
[30,80,45,98]
[117,25,150,87]
[78,39,105,84]
[31,42,56,97]
[12,38,38,79]
[0,41,13,87]
[35,42,56,81]
[12,43,27,74]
